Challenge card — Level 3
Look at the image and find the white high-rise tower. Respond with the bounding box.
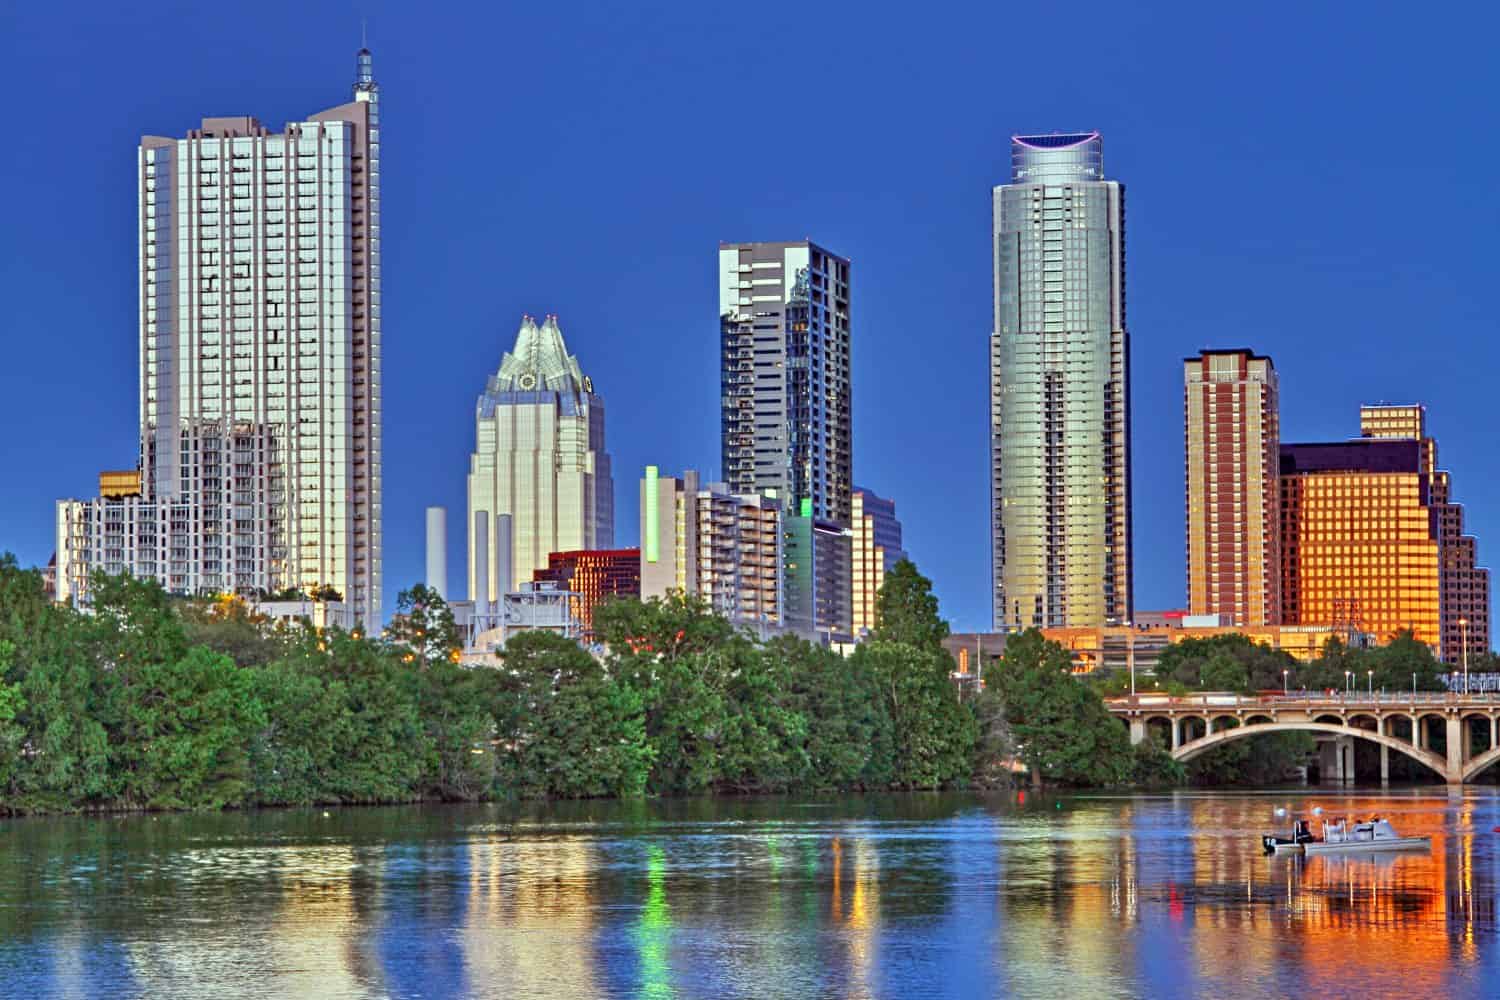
[56,47,383,627]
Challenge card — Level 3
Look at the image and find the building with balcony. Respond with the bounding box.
[640,467,782,632]
[55,47,383,629]
[719,240,852,641]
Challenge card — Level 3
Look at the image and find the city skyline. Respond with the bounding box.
[6,5,1500,636]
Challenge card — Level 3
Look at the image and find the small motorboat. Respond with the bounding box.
[1302,818,1429,855]
[1262,819,1316,855]
[1263,816,1430,856]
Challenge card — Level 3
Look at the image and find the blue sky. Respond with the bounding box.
[1,2,1496,634]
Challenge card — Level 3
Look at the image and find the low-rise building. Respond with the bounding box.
[532,548,641,636]
[640,467,782,633]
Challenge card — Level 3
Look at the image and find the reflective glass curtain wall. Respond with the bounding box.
[991,132,1131,629]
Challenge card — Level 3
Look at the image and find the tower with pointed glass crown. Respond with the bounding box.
[467,315,614,600]
[991,131,1132,630]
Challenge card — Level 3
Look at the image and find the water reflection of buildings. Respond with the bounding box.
[462,835,601,998]
[998,804,1147,996]
[1170,795,1493,995]
[828,835,880,1000]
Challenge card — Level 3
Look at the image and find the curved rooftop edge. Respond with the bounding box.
[1012,131,1101,149]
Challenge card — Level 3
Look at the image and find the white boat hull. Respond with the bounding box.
[1303,837,1429,855]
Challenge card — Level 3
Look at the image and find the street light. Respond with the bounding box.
[1367,669,1373,699]
[1345,670,1352,697]
[1460,617,1470,694]
[1282,669,1289,696]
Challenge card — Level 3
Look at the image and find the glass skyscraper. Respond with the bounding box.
[56,47,383,628]
[990,132,1131,629]
[719,240,853,639]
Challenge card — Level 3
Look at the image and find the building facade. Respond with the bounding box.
[467,315,613,600]
[991,131,1131,630]
[719,240,852,640]
[1184,350,1280,626]
[57,48,383,627]
[1359,404,1489,662]
[850,487,907,635]
[1280,440,1441,649]
[532,548,641,635]
[640,467,782,631]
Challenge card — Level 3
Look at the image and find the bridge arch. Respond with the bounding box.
[1172,721,1448,779]
[1463,743,1500,782]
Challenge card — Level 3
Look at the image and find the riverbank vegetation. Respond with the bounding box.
[0,556,985,813]
[1,550,1459,813]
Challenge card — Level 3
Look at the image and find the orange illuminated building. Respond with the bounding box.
[98,470,142,498]
[532,548,641,635]
[1279,440,1439,648]
[1184,350,1280,626]
[1360,404,1489,663]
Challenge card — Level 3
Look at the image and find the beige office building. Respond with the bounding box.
[467,315,613,599]
[640,467,781,628]
[1183,349,1280,626]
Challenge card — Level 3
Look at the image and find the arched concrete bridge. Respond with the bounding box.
[1105,693,1500,784]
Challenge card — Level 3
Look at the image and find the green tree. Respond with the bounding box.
[387,583,463,667]
[596,594,733,795]
[776,636,893,790]
[177,595,285,668]
[498,631,653,798]
[0,641,25,794]
[855,640,975,788]
[872,559,949,649]
[120,646,266,809]
[1156,634,1295,692]
[248,660,354,805]
[1200,652,1251,693]
[969,685,1017,787]
[416,659,497,801]
[713,637,810,794]
[986,629,1134,787]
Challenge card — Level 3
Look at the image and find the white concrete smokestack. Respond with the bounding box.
[473,510,490,611]
[425,506,447,599]
[495,513,513,597]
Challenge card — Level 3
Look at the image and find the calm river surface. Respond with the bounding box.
[3,789,1499,998]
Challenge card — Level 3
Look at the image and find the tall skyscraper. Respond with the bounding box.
[56,47,383,627]
[468,315,613,600]
[1280,440,1440,648]
[640,467,783,629]
[1359,404,1489,661]
[850,487,907,635]
[719,240,853,638]
[1184,350,1280,626]
[991,131,1131,630]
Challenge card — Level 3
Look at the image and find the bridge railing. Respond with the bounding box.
[1107,692,1500,710]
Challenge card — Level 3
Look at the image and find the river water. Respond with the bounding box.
[2,789,1497,998]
